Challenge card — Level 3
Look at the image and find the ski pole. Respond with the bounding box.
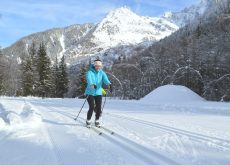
[101,88,111,116]
[74,95,89,121]
[101,93,107,115]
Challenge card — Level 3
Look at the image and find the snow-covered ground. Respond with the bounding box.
[0,85,230,165]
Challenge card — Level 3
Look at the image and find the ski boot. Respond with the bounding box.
[86,120,91,128]
[95,120,101,128]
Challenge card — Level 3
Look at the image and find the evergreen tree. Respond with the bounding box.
[76,64,88,98]
[29,42,40,96]
[22,55,34,96]
[21,42,39,96]
[56,56,68,98]
[0,46,4,95]
[37,42,52,98]
[50,55,59,97]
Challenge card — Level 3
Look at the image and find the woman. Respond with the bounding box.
[84,59,112,127]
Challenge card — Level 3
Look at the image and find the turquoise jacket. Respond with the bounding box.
[84,65,111,96]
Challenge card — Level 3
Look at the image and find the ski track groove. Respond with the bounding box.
[47,108,180,165]
[33,105,69,165]
[76,117,180,165]
[107,113,230,151]
[45,125,66,165]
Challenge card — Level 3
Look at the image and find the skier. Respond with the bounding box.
[84,59,112,127]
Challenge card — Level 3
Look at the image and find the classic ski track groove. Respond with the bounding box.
[45,125,66,165]
[37,106,67,165]
[107,113,230,151]
[46,108,180,165]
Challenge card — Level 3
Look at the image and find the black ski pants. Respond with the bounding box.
[87,95,102,120]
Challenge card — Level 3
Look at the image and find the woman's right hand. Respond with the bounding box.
[91,84,96,89]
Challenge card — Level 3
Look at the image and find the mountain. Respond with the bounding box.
[92,7,178,48]
[125,0,230,101]
[2,7,178,65]
[162,0,226,27]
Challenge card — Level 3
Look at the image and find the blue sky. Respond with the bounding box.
[0,0,199,48]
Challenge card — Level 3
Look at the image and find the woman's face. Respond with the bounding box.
[95,65,101,71]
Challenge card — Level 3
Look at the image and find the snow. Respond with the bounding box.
[162,0,209,27]
[163,11,173,18]
[17,57,22,64]
[92,7,178,49]
[141,85,204,103]
[0,86,230,165]
[0,98,42,127]
[59,34,66,59]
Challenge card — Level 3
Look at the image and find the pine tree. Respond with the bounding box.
[0,46,4,95]
[56,55,68,98]
[22,55,34,96]
[29,42,40,96]
[37,42,52,98]
[21,42,39,96]
[76,64,88,98]
[50,55,59,97]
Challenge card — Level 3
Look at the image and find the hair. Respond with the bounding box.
[94,59,102,67]
[94,59,102,62]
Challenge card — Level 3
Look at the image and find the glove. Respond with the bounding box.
[108,84,113,93]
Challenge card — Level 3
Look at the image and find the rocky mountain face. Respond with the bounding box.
[3,7,178,65]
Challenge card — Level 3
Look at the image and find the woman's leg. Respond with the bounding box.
[87,95,94,120]
[94,95,102,120]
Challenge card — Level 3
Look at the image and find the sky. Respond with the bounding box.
[0,0,200,48]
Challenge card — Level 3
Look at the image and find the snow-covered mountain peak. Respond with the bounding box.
[163,11,173,19]
[106,6,140,21]
[92,6,178,48]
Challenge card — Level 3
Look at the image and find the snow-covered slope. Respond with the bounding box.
[1,86,230,164]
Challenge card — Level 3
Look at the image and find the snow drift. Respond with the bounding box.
[141,85,205,103]
[0,100,42,128]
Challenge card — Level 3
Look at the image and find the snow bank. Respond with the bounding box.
[20,103,42,124]
[0,117,5,129]
[0,101,42,128]
[141,85,205,103]
[6,112,22,125]
[0,104,6,128]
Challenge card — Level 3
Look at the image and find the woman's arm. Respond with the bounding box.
[86,71,94,86]
[102,71,111,85]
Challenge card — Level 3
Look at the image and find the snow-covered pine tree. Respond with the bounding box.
[37,42,52,98]
[0,46,4,95]
[21,55,34,96]
[50,55,59,97]
[56,55,68,98]
[28,42,40,96]
[21,42,39,96]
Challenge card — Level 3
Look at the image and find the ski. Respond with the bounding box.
[100,126,115,135]
[87,125,103,135]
